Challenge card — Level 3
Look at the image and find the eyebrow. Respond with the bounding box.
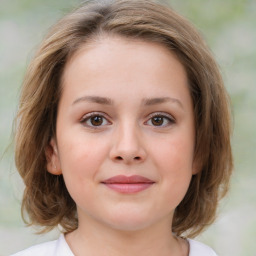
[72,95,183,109]
[142,97,183,109]
[72,96,113,105]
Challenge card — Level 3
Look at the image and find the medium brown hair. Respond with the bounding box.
[15,0,233,237]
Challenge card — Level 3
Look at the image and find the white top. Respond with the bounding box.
[11,234,218,256]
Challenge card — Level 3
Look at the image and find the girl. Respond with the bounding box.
[12,0,233,255]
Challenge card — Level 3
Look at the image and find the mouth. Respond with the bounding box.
[101,175,155,194]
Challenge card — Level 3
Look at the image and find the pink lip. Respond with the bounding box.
[101,175,155,193]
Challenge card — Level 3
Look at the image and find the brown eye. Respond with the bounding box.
[90,116,103,126]
[145,113,175,127]
[80,113,110,128]
[151,116,164,126]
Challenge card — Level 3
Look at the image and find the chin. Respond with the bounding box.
[104,210,157,232]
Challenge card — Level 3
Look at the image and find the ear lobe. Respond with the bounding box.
[45,138,62,175]
[192,157,201,175]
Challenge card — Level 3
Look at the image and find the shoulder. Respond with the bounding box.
[188,239,218,256]
[10,234,74,256]
[10,240,58,256]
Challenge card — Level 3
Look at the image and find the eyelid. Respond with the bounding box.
[79,111,175,128]
[145,112,176,126]
[147,112,175,121]
[80,111,112,127]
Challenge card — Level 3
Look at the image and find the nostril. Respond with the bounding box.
[114,156,141,161]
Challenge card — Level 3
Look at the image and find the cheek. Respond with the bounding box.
[150,134,194,204]
[57,137,110,207]
[57,136,109,180]
[152,133,194,173]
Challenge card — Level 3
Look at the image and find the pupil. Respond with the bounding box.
[91,116,103,126]
[152,117,163,126]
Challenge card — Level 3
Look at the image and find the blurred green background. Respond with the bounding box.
[0,0,255,255]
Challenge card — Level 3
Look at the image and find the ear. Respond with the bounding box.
[45,138,62,175]
[192,156,201,175]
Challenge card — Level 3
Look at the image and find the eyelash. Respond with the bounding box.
[80,112,111,128]
[80,112,175,128]
[145,112,175,127]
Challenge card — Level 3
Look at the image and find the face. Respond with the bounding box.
[47,36,196,232]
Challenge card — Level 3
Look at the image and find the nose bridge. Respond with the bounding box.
[110,118,146,163]
[118,120,140,149]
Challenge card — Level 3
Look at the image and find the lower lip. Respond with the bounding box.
[103,183,154,193]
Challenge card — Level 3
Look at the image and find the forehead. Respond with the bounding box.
[60,35,190,106]
[64,34,186,76]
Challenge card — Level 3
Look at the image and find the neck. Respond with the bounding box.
[65,215,188,256]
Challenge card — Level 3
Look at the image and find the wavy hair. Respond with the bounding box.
[14,0,233,237]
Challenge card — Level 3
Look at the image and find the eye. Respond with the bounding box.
[80,112,111,127]
[145,113,175,127]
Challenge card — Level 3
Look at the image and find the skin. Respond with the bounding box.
[46,35,197,256]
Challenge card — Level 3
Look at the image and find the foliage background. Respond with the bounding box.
[0,0,255,255]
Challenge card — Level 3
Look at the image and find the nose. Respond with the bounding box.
[109,124,147,164]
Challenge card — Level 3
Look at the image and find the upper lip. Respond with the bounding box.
[102,175,155,184]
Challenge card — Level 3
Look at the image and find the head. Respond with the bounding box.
[15,0,233,237]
